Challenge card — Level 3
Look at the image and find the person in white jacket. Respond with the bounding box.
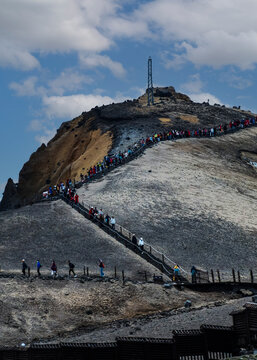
[138,237,144,252]
[110,216,116,230]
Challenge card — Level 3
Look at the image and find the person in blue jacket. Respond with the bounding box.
[36,259,42,276]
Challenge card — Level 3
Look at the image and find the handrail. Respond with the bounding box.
[73,121,257,190]
[80,200,187,275]
[41,121,257,281]
[59,195,189,280]
[78,200,187,275]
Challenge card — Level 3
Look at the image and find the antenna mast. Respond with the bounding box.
[147,56,154,106]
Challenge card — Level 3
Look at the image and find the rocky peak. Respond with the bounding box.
[0,85,253,211]
[153,86,191,102]
[0,178,21,211]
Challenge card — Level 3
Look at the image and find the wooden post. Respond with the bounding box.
[162,254,165,263]
[114,266,117,278]
[150,246,152,254]
[83,266,85,276]
[238,270,241,283]
[122,270,125,284]
[211,269,215,283]
[217,270,221,283]
[87,267,89,277]
[232,269,236,282]
[145,271,147,282]
[28,267,30,278]
[250,269,254,284]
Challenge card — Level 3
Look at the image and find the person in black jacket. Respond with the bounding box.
[68,260,76,277]
[132,234,137,250]
[21,259,28,275]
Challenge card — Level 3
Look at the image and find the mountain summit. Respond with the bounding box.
[0,86,252,210]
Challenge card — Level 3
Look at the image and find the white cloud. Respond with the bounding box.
[221,73,253,90]
[180,74,204,93]
[79,54,126,78]
[9,76,46,97]
[104,16,150,39]
[0,42,40,70]
[0,0,117,70]
[179,32,257,70]
[48,69,93,95]
[9,69,92,97]
[131,0,257,70]
[28,119,44,132]
[179,74,222,105]
[189,92,223,105]
[130,86,145,97]
[2,0,257,71]
[35,129,56,145]
[42,93,119,119]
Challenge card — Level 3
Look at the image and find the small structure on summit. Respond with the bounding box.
[147,56,154,106]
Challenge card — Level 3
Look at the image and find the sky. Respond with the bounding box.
[1,0,257,197]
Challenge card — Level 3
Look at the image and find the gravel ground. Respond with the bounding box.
[78,127,257,273]
[59,294,253,343]
[0,276,240,346]
[0,200,160,281]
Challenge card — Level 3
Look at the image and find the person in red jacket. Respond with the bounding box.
[51,260,57,278]
[89,207,94,219]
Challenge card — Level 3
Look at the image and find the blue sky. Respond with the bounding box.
[1,0,257,197]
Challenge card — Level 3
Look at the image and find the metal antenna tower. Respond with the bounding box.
[147,56,154,106]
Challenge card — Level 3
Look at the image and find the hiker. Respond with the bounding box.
[173,264,180,282]
[36,259,42,276]
[138,237,144,252]
[98,208,104,222]
[191,266,197,283]
[105,214,110,226]
[89,207,94,219]
[132,234,137,250]
[68,260,76,277]
[51,260,58,278]
[93,207,98,221]
[21,259,28,276]
[99,259,105,277]
[110,216,116,230]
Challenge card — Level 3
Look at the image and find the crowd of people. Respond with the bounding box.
[43,179,79,204]
[39,115,257,283]
[42,115,256,199]
[21,258,105,278]
[77,116,256,183]
[20,257,201,283]
[88,206,116,228]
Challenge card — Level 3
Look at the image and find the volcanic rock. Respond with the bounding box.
[0,86,253,210]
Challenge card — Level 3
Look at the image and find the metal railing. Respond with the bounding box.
[72,121,257,191]
[78,199,188,276]
[39,120,257,282]
[60,195,190,281]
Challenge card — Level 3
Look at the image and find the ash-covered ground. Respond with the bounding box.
[0,125,256,346]
[0,200,158,280]
[0,275,248,346]
[78,126,257,273]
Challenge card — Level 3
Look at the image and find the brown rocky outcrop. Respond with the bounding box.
[0,86,253,210]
